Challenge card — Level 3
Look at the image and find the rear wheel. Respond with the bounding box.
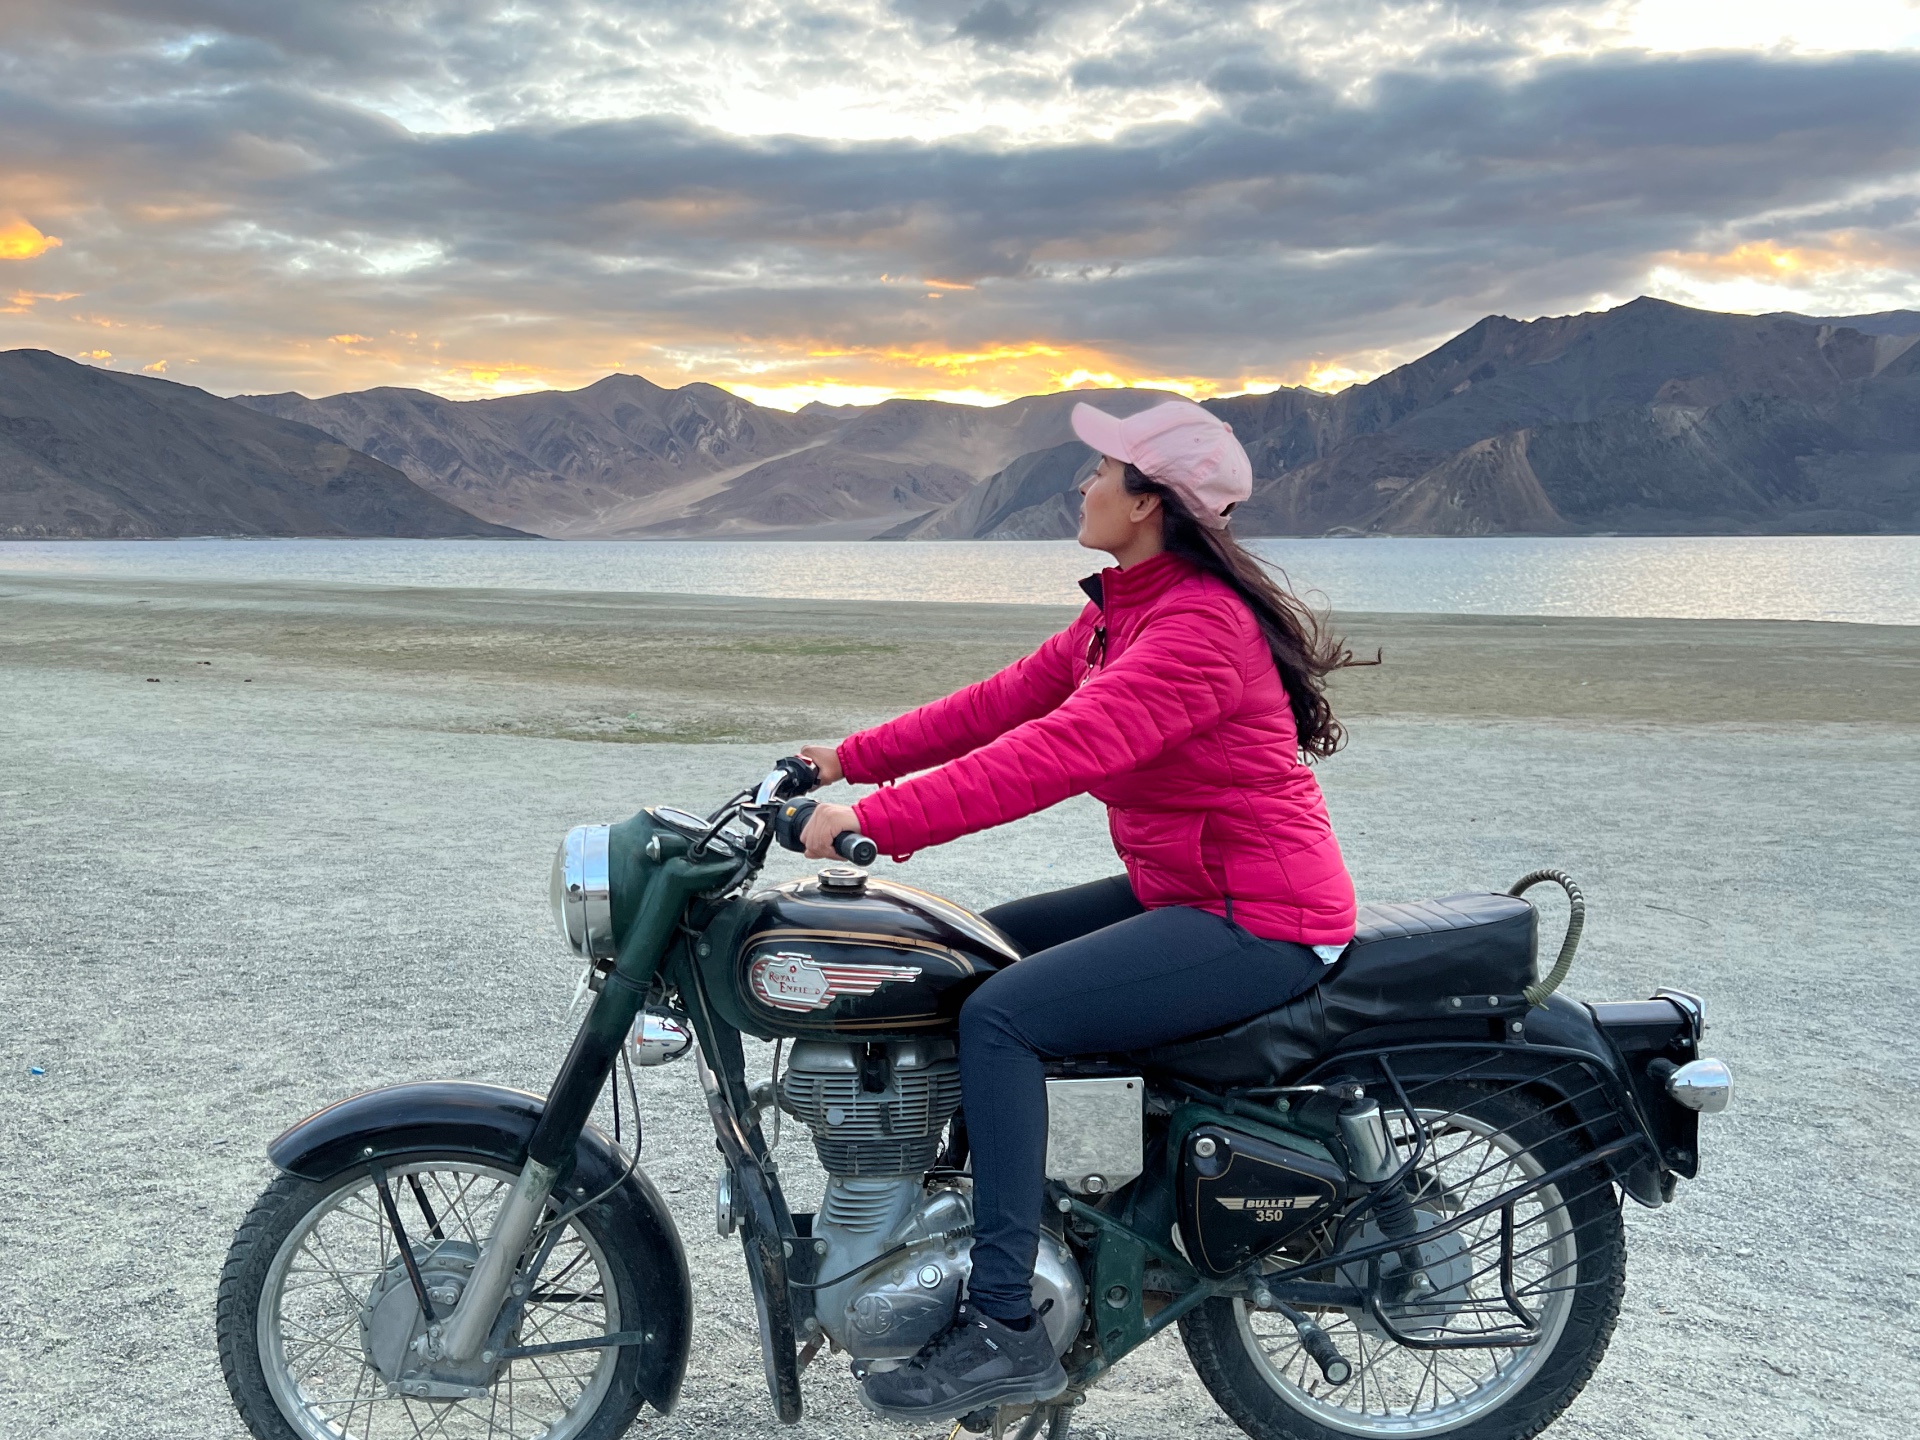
[1180,1082,1625,1439]
[217,1152,655,1440]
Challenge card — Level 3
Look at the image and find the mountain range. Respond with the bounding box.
[1201,298,1920,539]
[234,378,1179,539]
[4,297,1917,540]
[0,350,520,539]
[236,297,1920,540]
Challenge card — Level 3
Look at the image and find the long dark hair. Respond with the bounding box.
[1123,465,1373,759]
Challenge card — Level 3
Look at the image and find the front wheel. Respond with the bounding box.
[217,1151,658,1440]
[1180,1081,1626,1440]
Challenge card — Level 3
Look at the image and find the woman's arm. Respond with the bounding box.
[834,620,1085,785]
[850,600,1248,856]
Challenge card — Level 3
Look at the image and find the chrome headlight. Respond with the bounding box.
[550,823,614,958]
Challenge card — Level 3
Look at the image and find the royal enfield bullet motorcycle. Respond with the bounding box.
[218,757,1733,1440]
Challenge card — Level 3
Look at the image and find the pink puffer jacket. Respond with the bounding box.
[841,550,1356,945]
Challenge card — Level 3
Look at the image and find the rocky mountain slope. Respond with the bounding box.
[235,377,1178,538]
[0,350,522,539]
[219,298,1920,539]
[235,374,836,537]
[896,298,1920,539]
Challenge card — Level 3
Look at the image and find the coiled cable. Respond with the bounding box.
[1510,868,1585,1007]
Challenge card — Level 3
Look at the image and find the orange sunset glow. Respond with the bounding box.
[0,217,61,261]
[1656,233,1916,281]
[709,338,1360,411]
[174,326,1389,407]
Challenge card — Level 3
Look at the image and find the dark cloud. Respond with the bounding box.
[952,2,1047,46]
[3,1,1918,399]
[1203,60,1305,96]
[284,54,1920,270]
[892,0,1090,43]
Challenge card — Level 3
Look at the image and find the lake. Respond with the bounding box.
[2,535,1916,625]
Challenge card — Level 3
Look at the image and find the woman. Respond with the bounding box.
[797,399,1361,1420]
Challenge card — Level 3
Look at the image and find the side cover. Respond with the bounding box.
[1169,1105,1345,1277]
[267,1081,693,1416]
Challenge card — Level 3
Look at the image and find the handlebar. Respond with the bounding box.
[773,797,878,868]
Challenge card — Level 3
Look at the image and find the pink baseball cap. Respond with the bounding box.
[1070,399,1252,529]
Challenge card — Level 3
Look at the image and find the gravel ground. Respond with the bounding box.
[1,576,1916,1440]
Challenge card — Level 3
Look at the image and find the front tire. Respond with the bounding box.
[217,1151,658,1440]
[1180,1082,1626,1440]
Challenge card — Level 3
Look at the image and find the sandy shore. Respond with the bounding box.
[2,572,1916,1440]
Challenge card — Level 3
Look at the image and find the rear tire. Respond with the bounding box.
[217,1151,658,1440]
[1179,1082,1625,1440]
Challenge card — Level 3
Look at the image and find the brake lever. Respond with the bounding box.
[755,755,821,807]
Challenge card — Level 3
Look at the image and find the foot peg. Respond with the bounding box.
[1258,1290,1354,1387]
[1293,1318,1353,1386]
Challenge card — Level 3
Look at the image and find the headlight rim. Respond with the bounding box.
[551,822,615,959]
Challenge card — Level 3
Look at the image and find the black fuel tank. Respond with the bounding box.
[728,871,1021,1039]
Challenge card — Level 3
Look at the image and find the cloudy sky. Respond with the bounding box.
[3,1,1919,408]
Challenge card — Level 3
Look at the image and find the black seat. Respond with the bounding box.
[1134,893,1539,1088]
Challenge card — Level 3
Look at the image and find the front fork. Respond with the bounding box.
[432,1156,565,1362]
[432,853,729,1365]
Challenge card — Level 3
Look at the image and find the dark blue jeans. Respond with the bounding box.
[962,875,1326,1322]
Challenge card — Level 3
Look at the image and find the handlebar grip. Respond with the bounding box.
[834,831,879,867]
[774,798,877,867]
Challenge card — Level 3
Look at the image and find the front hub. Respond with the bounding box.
[358,1240,502,1400]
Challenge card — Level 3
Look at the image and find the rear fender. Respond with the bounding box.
[266,1080,692,1416]
[1586,990,1706,1183]
[1305,995,1665,1205]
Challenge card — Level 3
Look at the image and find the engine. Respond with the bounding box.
[779,1039,1084,1362]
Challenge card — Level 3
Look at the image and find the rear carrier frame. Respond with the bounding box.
[1242,1051,1646,1352]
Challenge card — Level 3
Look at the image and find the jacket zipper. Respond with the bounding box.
[1085,624,1107,673]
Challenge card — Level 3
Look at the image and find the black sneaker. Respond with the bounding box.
[860,1303,1067,1420]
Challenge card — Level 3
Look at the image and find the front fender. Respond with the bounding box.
[270,1080,557,1180]
[266,1080,692,1416]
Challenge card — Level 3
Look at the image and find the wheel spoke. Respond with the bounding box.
[299,1221,378,1313]
[252,1160,626,1440]
[283,1314,364,1372]
[516,1304,602,1397]
[1223,1091,1599,1434]
[398,1394,432,1439]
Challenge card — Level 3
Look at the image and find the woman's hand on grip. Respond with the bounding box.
[799,743,844,786]
[799,801,860,859]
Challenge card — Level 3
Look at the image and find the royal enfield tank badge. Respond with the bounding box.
[748,950,924,1013]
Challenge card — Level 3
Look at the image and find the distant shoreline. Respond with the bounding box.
[6,533,1918,628]
[4,573,1914,735]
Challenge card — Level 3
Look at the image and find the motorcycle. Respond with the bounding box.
[217,756,1733,1440]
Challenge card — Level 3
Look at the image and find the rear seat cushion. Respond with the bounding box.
[1133,893,1538,1087]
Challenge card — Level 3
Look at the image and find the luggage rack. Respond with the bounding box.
[1255,1052,1645,1352]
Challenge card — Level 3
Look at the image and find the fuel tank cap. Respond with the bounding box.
[817,865,869,895]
